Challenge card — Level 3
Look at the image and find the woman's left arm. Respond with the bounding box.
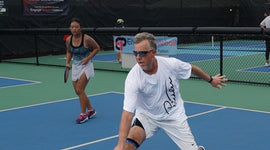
[82,35,100,64]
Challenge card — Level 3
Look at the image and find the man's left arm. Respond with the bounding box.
[191,65,228,89]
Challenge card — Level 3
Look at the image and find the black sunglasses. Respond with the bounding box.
[133,50,153,57]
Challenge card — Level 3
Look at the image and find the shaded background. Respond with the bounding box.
[0,0,270,28]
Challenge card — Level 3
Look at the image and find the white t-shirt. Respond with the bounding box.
[261,16,270,28]
[123,56,192,121]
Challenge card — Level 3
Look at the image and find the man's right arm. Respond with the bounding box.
[114,110,134,150]
[260,24,266,30]
[260,18,266,30]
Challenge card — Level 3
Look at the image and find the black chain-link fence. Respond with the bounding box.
[0,27,269,85]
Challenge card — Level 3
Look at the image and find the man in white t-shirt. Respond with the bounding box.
[114,32,228,150]
[260,11,270,66]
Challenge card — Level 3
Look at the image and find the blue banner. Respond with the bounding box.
[114,36,177,55]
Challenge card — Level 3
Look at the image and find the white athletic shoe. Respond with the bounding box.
[265,63,270,67]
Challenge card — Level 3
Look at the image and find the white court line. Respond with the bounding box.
[113,92,270,114]
[61,135,119,150]
[61,107,226,150]
[0,76,41,83]
[0,91,117,112]
[188,107,226,118]
[184,100,270,114]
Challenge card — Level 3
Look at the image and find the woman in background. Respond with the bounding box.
[65,18,100,123]
[260,11,270,66]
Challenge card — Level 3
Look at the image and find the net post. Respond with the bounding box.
[0,48,2,63]
[34,34,39,65]
[0,42,2,63]
[219,36,223,76]
[211,35,214,48]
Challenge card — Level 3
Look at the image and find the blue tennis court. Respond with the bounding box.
[184,40,265,50]
[1,92,269,150]
[176,40,264,57]
[92,53,117,62]
[240,65,270,73]
[0,77,40,88]
[171,53,233,63]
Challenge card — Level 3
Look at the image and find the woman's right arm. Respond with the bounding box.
[65,37,72,68]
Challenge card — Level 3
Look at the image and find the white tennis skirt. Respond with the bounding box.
[72,61,94,81]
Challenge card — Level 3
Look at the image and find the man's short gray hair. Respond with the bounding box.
[133,32,157,50]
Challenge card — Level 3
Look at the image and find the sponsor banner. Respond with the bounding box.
[114,36,177,55]
[0,0,8,16]
[23,0,69,16]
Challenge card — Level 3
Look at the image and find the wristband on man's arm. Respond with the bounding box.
[208,75,213,83]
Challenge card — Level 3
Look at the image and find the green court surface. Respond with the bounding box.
[0,62,269,113]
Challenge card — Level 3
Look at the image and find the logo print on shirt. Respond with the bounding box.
[163,77,177,114]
